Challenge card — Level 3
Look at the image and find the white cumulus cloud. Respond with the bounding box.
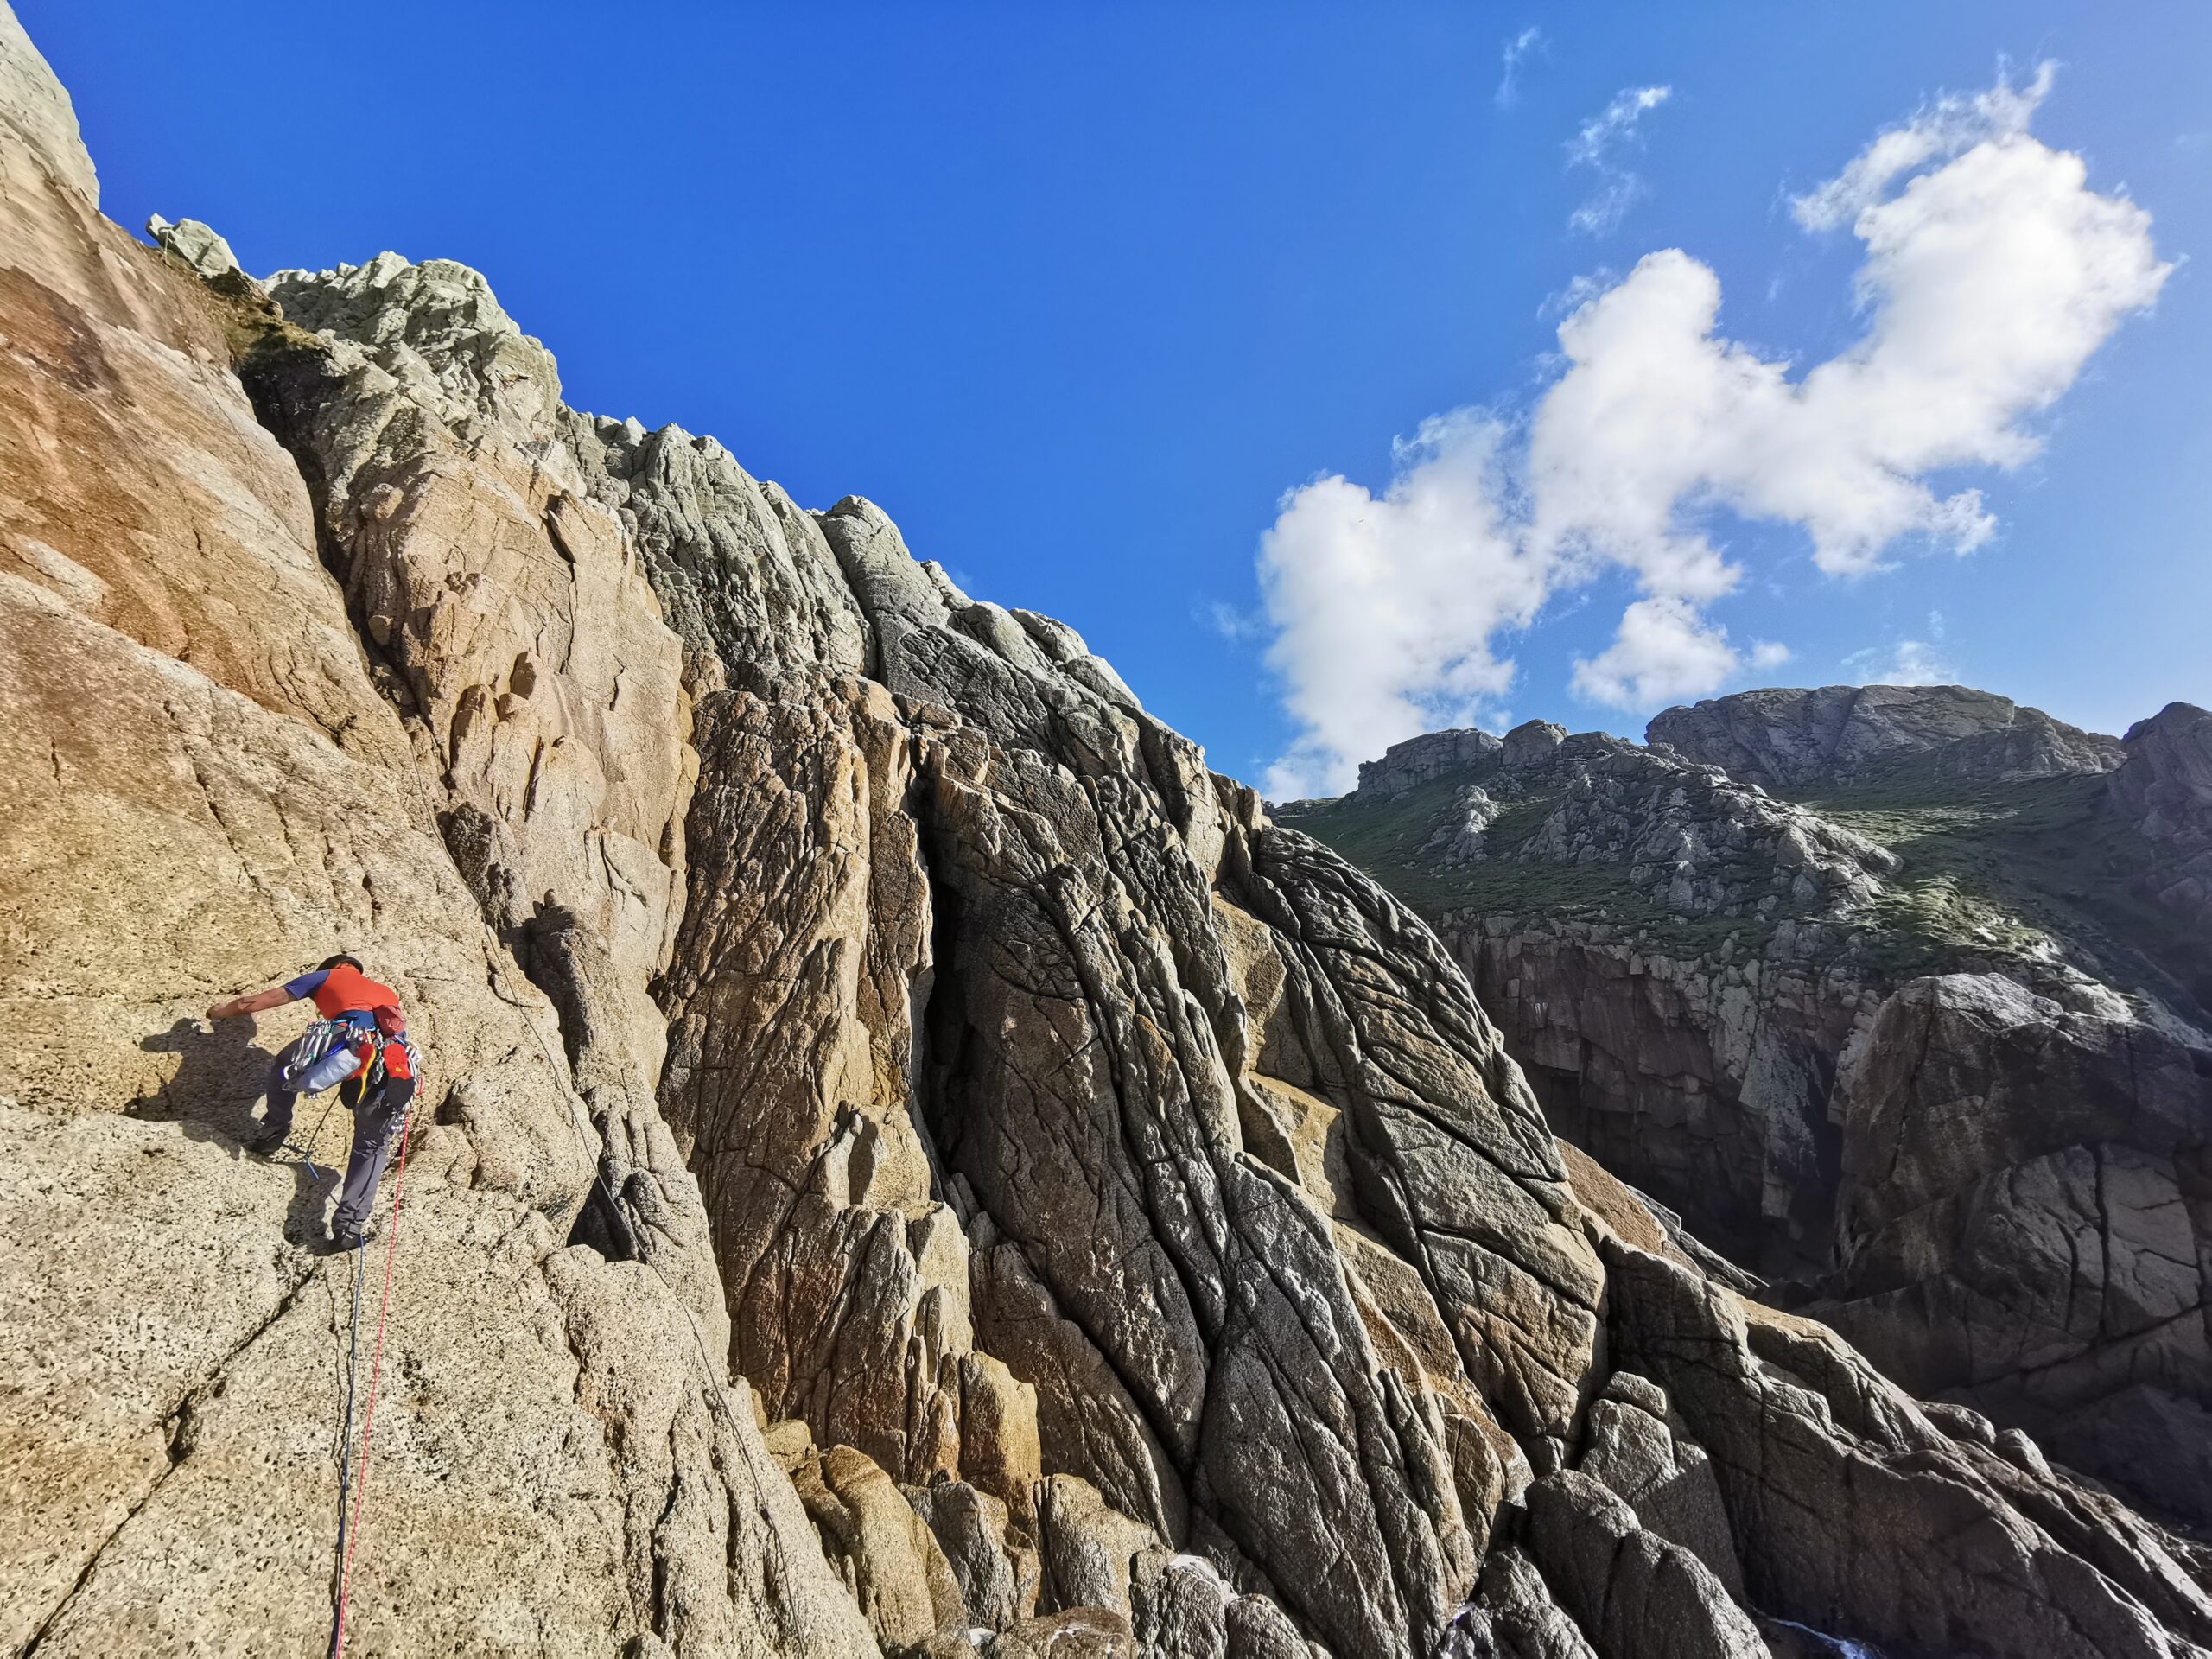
[1259,412,1546,800]
[1791,60,2055,232]
[1846,612,1955,684]
[1846,637,1955,684]
[1570,597,1790,709]
[1255,64,2168,799]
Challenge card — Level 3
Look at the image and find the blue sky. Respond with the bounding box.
[29,1,2210,792]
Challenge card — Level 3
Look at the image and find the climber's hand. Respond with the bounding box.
[208,986,296,1021]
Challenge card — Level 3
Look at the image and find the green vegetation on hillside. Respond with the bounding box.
[1791,766,2201,1003]
[1285,777,1744,953]
[1289,757,2204,1014]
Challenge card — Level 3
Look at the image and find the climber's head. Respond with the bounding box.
[319,953,364,974]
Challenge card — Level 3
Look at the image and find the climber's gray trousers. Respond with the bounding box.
[332,1076,415,1233]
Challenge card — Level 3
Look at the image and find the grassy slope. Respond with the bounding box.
[1284,777,1745,957]
[1789,763,2203,1006]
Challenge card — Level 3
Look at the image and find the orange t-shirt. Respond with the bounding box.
[286,963,400,1021]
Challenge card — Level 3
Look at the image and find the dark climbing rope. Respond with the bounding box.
[327,1240,367,1646]
[326,1091,417,1659]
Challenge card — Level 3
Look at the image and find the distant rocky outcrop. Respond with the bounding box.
[1648,683,2124,792]
[1294,688,2212,1535]
[1358,727,1506,798]
[4,6,2211,1656]
[2114,701,2212,938]
[1288,720,1908,1277]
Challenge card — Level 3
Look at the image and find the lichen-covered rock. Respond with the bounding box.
[563,411,874,693]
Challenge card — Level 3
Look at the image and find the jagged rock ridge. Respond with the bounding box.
[1648,683,2124,793]
[3,10,2211,1656]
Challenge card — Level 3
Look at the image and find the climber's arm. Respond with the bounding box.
[206,983,302,1021]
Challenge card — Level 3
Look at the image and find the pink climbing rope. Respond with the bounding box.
[328,1097,415,1659]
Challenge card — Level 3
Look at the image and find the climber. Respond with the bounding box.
[207,955,419,1251]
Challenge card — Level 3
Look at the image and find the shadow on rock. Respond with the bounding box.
[135,1016,338,1243]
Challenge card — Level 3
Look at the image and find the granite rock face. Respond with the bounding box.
[0,0,93,206]
[1648,683,2124,793]
[1609,1244,2212,1659]
[1294,723,1899,1275]
[562,410,874,694]
[0,15,874,1654]
[5,6,2212,1655]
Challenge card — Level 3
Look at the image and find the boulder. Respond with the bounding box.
[1523,1470,1766,1658]
[788,1443,964,1649]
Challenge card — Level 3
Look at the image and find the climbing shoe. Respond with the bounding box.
[247,1126,289,1158]
[328,1224,377,1253]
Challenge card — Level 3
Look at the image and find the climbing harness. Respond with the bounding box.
[289,1025,411,1182]
[325,1085,417,1659]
